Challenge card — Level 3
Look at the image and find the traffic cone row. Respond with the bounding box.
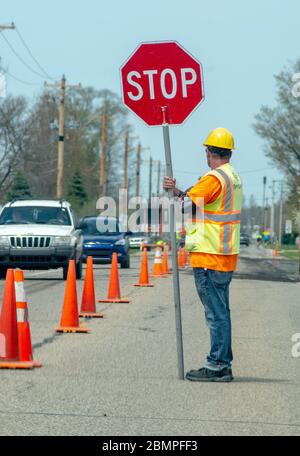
[0,246,189,370]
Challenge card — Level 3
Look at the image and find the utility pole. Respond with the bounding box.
[136,142,141,197]
[99,112,107,197]
[262,176,267,231]
[45,75,81,199]
[156,160,161,196]
[57,75,66,200]
[0,23,15,32]
[135,145,150,198]
[265,197,269,232]
[148,156,153,204]
[278,181,284,247]
[123,131,129,189]
[270,180,276,243]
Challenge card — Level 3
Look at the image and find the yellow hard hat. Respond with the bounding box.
[203,127,235,150]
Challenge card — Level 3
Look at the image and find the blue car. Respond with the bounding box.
[79,216,130,268]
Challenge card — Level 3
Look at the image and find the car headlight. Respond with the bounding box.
[52,236,72,246]
[0,235,9,247]
[115,238,126,246]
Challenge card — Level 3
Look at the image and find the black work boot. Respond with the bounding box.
[185,366,233,382]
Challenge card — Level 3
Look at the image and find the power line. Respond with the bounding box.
[14,26,57,81]
[1,69,40,86]
[0,31,49,80]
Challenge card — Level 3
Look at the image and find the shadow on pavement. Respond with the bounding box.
[234,377,291,384]
[234,257,299,283]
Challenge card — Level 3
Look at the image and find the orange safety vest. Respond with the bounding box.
[185,163,243,255]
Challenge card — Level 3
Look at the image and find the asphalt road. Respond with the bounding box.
[0,246,300,436]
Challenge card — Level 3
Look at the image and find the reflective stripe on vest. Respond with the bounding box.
[214,168,233,212]
[222,224,231,254]
[204,213,240,223]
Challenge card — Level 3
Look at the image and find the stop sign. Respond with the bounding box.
[120,41,204,126]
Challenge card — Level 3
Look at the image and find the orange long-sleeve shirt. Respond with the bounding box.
[186,174,238,272]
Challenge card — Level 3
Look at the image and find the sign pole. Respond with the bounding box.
[162,109,185,381]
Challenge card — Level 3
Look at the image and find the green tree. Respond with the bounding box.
[253,60,300,211]
[67,170,87,210]
[7,172,32,200]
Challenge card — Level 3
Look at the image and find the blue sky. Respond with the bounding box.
[1,0,299,205]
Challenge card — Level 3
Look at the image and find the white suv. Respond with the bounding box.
[0,199,83,280]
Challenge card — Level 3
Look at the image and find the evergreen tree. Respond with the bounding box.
[68,171,87,209]
[7,172,32,201]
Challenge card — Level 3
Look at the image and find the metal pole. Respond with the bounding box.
[279,181,283,247]
[56,75,66,199]
[262,176,267,231]
[162,123,185,380]
[270,180,276,243]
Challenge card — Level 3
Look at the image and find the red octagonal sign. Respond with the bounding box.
[120,41,204,126]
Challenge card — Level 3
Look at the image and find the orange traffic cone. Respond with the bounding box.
[98,253,130,303]
[0,269,34,369]
[162,244,171,274]
[181,247,188,268]
[177,249,184,270]
[181,247,188,267]
[274,245,279,257]
[55,260,89,333]
[14,269,41,368]
[134,248,154,287]
[152,247,165,277]
[79,256,104,318]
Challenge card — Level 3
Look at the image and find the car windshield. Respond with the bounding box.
[81,218,121,235]
[130,232,146,238]
[0,206,71,226]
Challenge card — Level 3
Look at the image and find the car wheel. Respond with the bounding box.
[76,258,83,279]
[0,267,7,280]
[62,265,68,280]
[121,255,130,269]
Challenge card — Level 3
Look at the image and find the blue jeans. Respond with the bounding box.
[193,268,233,370]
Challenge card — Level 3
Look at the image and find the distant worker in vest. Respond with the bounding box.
[163,127,243,382]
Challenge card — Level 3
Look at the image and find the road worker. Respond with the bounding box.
[163,127,243,382]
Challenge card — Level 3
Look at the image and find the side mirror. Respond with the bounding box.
[76,222,87,230]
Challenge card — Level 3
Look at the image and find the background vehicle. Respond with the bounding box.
[128,232,150,249]
[80,216,130,268]
[0,199,83,280]
[240,233,250,247]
